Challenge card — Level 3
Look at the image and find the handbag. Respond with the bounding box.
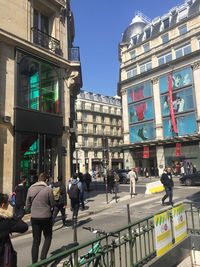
[4,237,17,267]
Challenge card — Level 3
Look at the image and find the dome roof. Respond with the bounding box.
[122,14,148,43]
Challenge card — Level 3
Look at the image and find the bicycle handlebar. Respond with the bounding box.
[82,226,118,237]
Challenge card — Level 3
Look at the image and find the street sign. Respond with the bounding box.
[73,150,84,159]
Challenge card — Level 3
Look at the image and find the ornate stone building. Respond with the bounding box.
[118,0,200,176]
[0,0,82,192]
[75,90,123,173]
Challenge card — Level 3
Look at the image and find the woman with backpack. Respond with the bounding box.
[0,192,28,266]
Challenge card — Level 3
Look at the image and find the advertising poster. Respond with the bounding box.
[172,204,187,244]
[130,122,155,143]
[127,81,152,104]
[159,67,192,94]
[154,211,172,257]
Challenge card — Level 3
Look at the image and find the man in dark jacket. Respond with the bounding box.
[0,193,28,266]
[67,174,83,226]
[52,176,67,226]
[26,172,54,263]
[14,176,27,219]
[161,167,174,206]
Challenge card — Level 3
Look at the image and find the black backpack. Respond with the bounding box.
[68,183,80,200]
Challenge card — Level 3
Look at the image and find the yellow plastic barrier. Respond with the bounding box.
[145,181,165,194]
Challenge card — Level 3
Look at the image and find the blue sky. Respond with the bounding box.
[71,0,185,96]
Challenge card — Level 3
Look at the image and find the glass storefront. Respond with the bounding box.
[17,52,60,114]
[164,142,200,173]
[16,133,58,186]
[15,51,62,186]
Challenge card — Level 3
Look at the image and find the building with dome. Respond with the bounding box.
[118,0,200,177]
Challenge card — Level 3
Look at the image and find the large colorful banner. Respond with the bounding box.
[154,211,173,257]
[172,204,187,244]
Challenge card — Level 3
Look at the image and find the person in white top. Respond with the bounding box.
[128,167,137,197]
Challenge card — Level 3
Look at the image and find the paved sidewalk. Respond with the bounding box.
[12,178,162,238]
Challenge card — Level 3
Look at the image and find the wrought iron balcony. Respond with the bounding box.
[32,27,61,55]
[69,47,80,61]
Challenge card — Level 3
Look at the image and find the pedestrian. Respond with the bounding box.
[26,172,54,264]
[48,176,55,188]
[113,171,120,193]
[52,176,67,227]
[107,170,115,193]
[67,174,82,226]
[128,167,137,197]
[193,165,197,174]
[180,164,185,176]
[14,176,27,219]
[78,172,85,210]
[0,192,28,267]
[160,167,174,206]
[84,172,92,192]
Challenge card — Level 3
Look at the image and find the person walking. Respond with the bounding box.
[107,170,115,193]
[84,172,92,192]
[14,176,27,219]
[128,167,137,197]
[161,167,174,206]
[26,172,54,264]
[78,172,85,210]
[0,192,28,267]
[52,176,67,227]
[67,174,82,226]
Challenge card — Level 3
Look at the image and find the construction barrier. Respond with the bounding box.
[145,180,164,194]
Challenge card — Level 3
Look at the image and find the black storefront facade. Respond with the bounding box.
[14,50,63,186]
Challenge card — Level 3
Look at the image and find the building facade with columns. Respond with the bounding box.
[75,90,123,174]
[118,0,200,176]
[0,0,82,192]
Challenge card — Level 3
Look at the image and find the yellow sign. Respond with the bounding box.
[154,211,173,257]
[172,204,187,243]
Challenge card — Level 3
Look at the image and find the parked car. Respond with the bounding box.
[179,171,200,186]
[115,169,130,184]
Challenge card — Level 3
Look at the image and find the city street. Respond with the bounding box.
[12,178,200,266]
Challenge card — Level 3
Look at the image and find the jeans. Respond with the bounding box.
[52,205,66,225]
[71,199,80,222]
[14,205,25,219]
[80,193,85,209]
[162,187,173,204]
[31,217,52,263]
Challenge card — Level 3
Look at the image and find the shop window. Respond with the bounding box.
[130,122,155,143]
[17,52,60,114]
[128,99,154,124]
[161,87,194,116]
[159,67,193,94]
[127,80,152,103]
[163,113,197,138]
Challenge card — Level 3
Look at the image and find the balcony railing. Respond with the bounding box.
[32,27,61,55]
[69,47,80,61]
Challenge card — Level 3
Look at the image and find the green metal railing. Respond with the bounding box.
[28,202,199,267]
